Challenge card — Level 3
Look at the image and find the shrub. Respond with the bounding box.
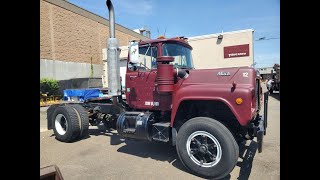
[40,78,60,96]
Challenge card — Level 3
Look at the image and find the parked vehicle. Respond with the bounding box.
[268,64,280,94]
[46,1,268,179]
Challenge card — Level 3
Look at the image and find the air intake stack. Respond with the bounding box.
[156,56,175,93]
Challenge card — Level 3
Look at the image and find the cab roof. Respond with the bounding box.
[138,36,193,49]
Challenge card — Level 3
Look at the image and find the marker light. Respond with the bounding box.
[236,98,243,105]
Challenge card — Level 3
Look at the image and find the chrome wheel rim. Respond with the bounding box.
[55,114,68,135]
[186,131,222,167]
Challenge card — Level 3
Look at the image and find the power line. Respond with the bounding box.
[255,37,280,41]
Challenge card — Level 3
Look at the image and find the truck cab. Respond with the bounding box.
[115,36,268,178]
[125,36,262,128]
[47,35,267,179]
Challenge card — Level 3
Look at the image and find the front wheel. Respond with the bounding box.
[176,117,239,179]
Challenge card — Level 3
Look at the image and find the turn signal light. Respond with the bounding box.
[236,98,243,105]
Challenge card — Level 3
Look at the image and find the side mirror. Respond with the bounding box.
[129,41,140,64]
[128,62,138,71]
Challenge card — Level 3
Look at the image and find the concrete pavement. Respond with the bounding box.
[40,86,280,179]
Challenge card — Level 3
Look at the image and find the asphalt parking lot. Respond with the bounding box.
[40,85,280,180]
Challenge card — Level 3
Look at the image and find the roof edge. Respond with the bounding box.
[188,29,254,41]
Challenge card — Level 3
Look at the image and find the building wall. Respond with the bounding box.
[257,67,275,80]
[40,59,103,80]
[257,67,274,74]
[40,0,148,81]
[188,29,254,69]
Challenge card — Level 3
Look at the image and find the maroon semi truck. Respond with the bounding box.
[46,0,268,179]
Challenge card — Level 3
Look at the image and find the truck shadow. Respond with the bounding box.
[236,140,258,180]
[89,129,258,180]
[88,128,124,145]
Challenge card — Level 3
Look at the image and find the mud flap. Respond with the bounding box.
[257,118,264,153]
[264,92,268,135]
[257,92,269,153]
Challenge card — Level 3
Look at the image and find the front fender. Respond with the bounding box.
[170,84,254,126]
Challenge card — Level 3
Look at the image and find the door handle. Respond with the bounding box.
[129,75,137,80]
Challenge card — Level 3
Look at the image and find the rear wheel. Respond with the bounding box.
[176,117,239,179]
[52,105,81,142]
[69,104,89,138]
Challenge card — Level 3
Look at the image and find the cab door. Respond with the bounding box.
[126,45,159,110]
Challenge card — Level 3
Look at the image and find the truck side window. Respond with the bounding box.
[136,46,157,71]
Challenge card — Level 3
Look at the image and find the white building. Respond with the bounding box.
[188,29,254,69]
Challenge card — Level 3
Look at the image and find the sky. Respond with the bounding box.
[68,0,280,68]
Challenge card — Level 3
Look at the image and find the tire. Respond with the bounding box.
[52,105,81,142]
[69,104,89,138]
[176,117,239,179]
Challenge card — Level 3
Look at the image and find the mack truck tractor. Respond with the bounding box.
[46,0,268,179]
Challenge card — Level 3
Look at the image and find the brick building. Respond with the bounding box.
[40,0,148,85]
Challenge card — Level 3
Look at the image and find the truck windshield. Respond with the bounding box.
[162,43,194,69]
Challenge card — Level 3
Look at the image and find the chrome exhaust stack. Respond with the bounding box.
[104,0,121,97]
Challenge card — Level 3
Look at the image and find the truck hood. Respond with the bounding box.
[181,67,257,87]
